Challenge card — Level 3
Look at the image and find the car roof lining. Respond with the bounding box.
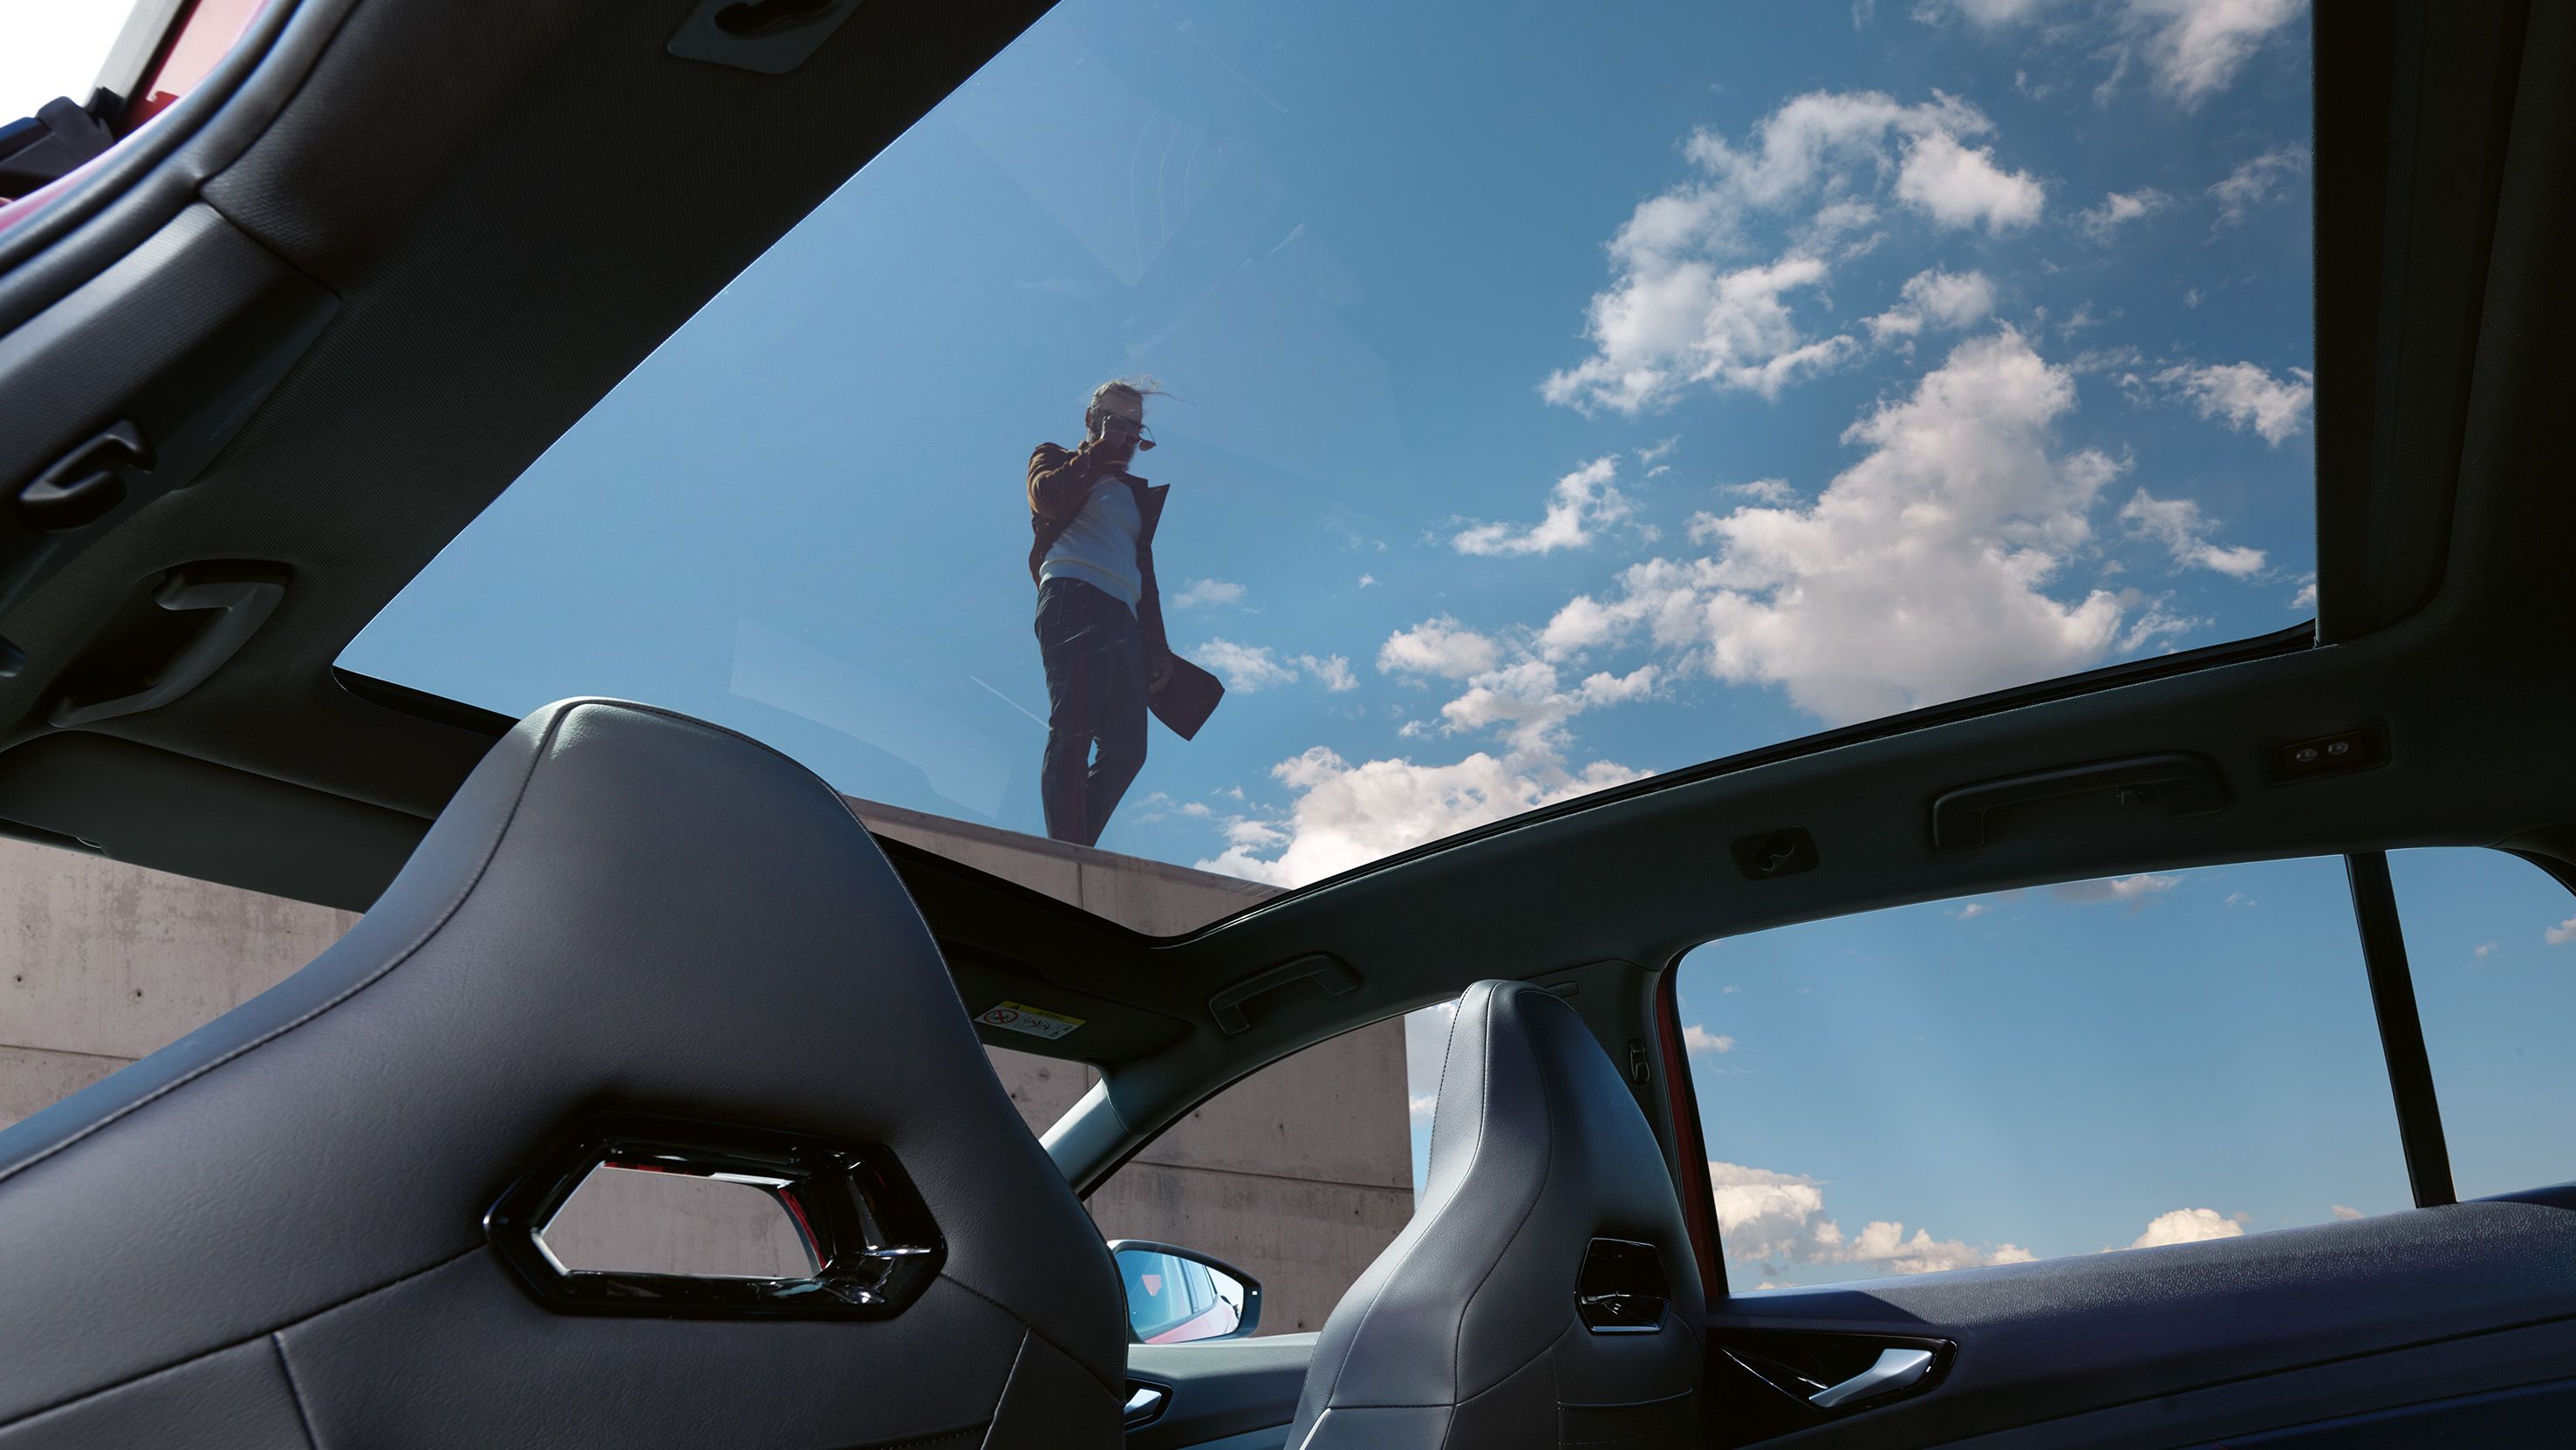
[0,3,2566,1153]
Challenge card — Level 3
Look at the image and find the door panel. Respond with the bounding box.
[1126,1335,1314,1449]
[1705,1197,2576,1447]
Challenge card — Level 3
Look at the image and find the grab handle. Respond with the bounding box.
[1209,954,1359,1035]
[1930,752,2225,850]
[51,572,284,728]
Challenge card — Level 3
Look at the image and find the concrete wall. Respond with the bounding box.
[0,837,362,1126]
[0,802,1410,1339]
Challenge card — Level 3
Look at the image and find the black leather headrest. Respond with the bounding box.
[1287,978,1706,1447]
[0,700,1124,1444]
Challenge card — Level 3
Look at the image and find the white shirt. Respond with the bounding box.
[1039,477,1145,611]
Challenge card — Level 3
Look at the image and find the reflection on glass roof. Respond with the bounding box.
[344,0,2317,909]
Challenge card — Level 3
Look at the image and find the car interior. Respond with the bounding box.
[1,2,2572,1447]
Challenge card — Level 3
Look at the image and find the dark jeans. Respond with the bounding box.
[1035,577,1147,846]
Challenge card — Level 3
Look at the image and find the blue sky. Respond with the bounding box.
[350,0,2322,885]
[338,2,2575,1282]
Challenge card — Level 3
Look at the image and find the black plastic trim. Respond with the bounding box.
[2347,851,2456,1207]
[485,1112,945,1320]
[1930,752,2227,850]
[1213,622,2319,936]
[1576,1237,1671,1334]
[331,666,516,737]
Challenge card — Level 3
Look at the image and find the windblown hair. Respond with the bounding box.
[1088,376,1165,415]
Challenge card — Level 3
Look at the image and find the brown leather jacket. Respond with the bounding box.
[1027,440,1225,740]
[1027,440,1172,662]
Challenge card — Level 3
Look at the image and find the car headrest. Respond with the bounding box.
[1286,978,1706,1448]
[0,699,1124,1445]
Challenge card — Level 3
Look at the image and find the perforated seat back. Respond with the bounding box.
[1286,980,1706,1449]
[0,700,1124,1448]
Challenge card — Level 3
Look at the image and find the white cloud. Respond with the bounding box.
[1867,268,1998,343]
[2126,0,2307,111]
[1710,1162,1834,1262]
[2474,941,2498,960]
[2074,188,2172,243]
[1543,91,2041,414]
[1172,578,1247,609]
[1952,901,1992,920]
[1710,1161,2033,1276]
[2332,1204,2365,1221]
[2121,489,2267,577]
[1298,653,1358,692]
[1914,0,2067,25]
[1194,749,1648,887]
[1683,1023,1736,1053]
[2125,1207,2245,1249]
[1438,660,1660,756]
[2156,361,2314,443]
[1357,573,1378,588]
[1197,639,1301,692]
[1379,616,1502,680]
[2051,872,2183,905]
[2209,144,2310,229]
[1452,455,1633,556]
[1543,255,1855,414]
[1537,329,2129,725]
[1724,479,1800,506]
[1199,640,1358,694]
[2547,916,2576,947]
[1924,1,2301,112]
[1408,1093,1438,1121]
[1636,436,1681,465]
[2289,578,2317,610]
[1893,130,2046,232]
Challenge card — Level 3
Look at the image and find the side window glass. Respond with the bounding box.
[1081,1016,1413,1335]
[1675,857,2409,1293]
[2386,848,2576,1200]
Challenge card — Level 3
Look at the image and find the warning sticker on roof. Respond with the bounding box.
[975,1001,1085,1041]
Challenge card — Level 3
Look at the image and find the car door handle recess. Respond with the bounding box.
[1809,1347,1935,1409]
[1124,1382,1170,1427]
[1931,752,2226,849]
[50,570,285,728]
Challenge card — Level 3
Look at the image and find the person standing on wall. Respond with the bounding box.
[1027,379,1222,847]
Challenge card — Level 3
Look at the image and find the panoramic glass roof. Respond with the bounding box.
[345,0,2316,907]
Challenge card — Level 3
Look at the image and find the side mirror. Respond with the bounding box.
[1108,1240,1261,1344]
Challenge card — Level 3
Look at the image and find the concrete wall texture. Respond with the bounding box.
[0,802,1411,1340]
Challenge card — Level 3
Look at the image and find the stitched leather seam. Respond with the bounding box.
[271,1333,320,1450]
[0,1241,482,1433]
[974,1330,1031,1450]
[935,1272,1125,1399]
[837,1426,988,1450]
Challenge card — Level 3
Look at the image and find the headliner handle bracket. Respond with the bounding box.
[1930,752,2227,850]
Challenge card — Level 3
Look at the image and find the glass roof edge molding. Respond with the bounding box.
[1195,620,2320,936]
[342,0,2319,920]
